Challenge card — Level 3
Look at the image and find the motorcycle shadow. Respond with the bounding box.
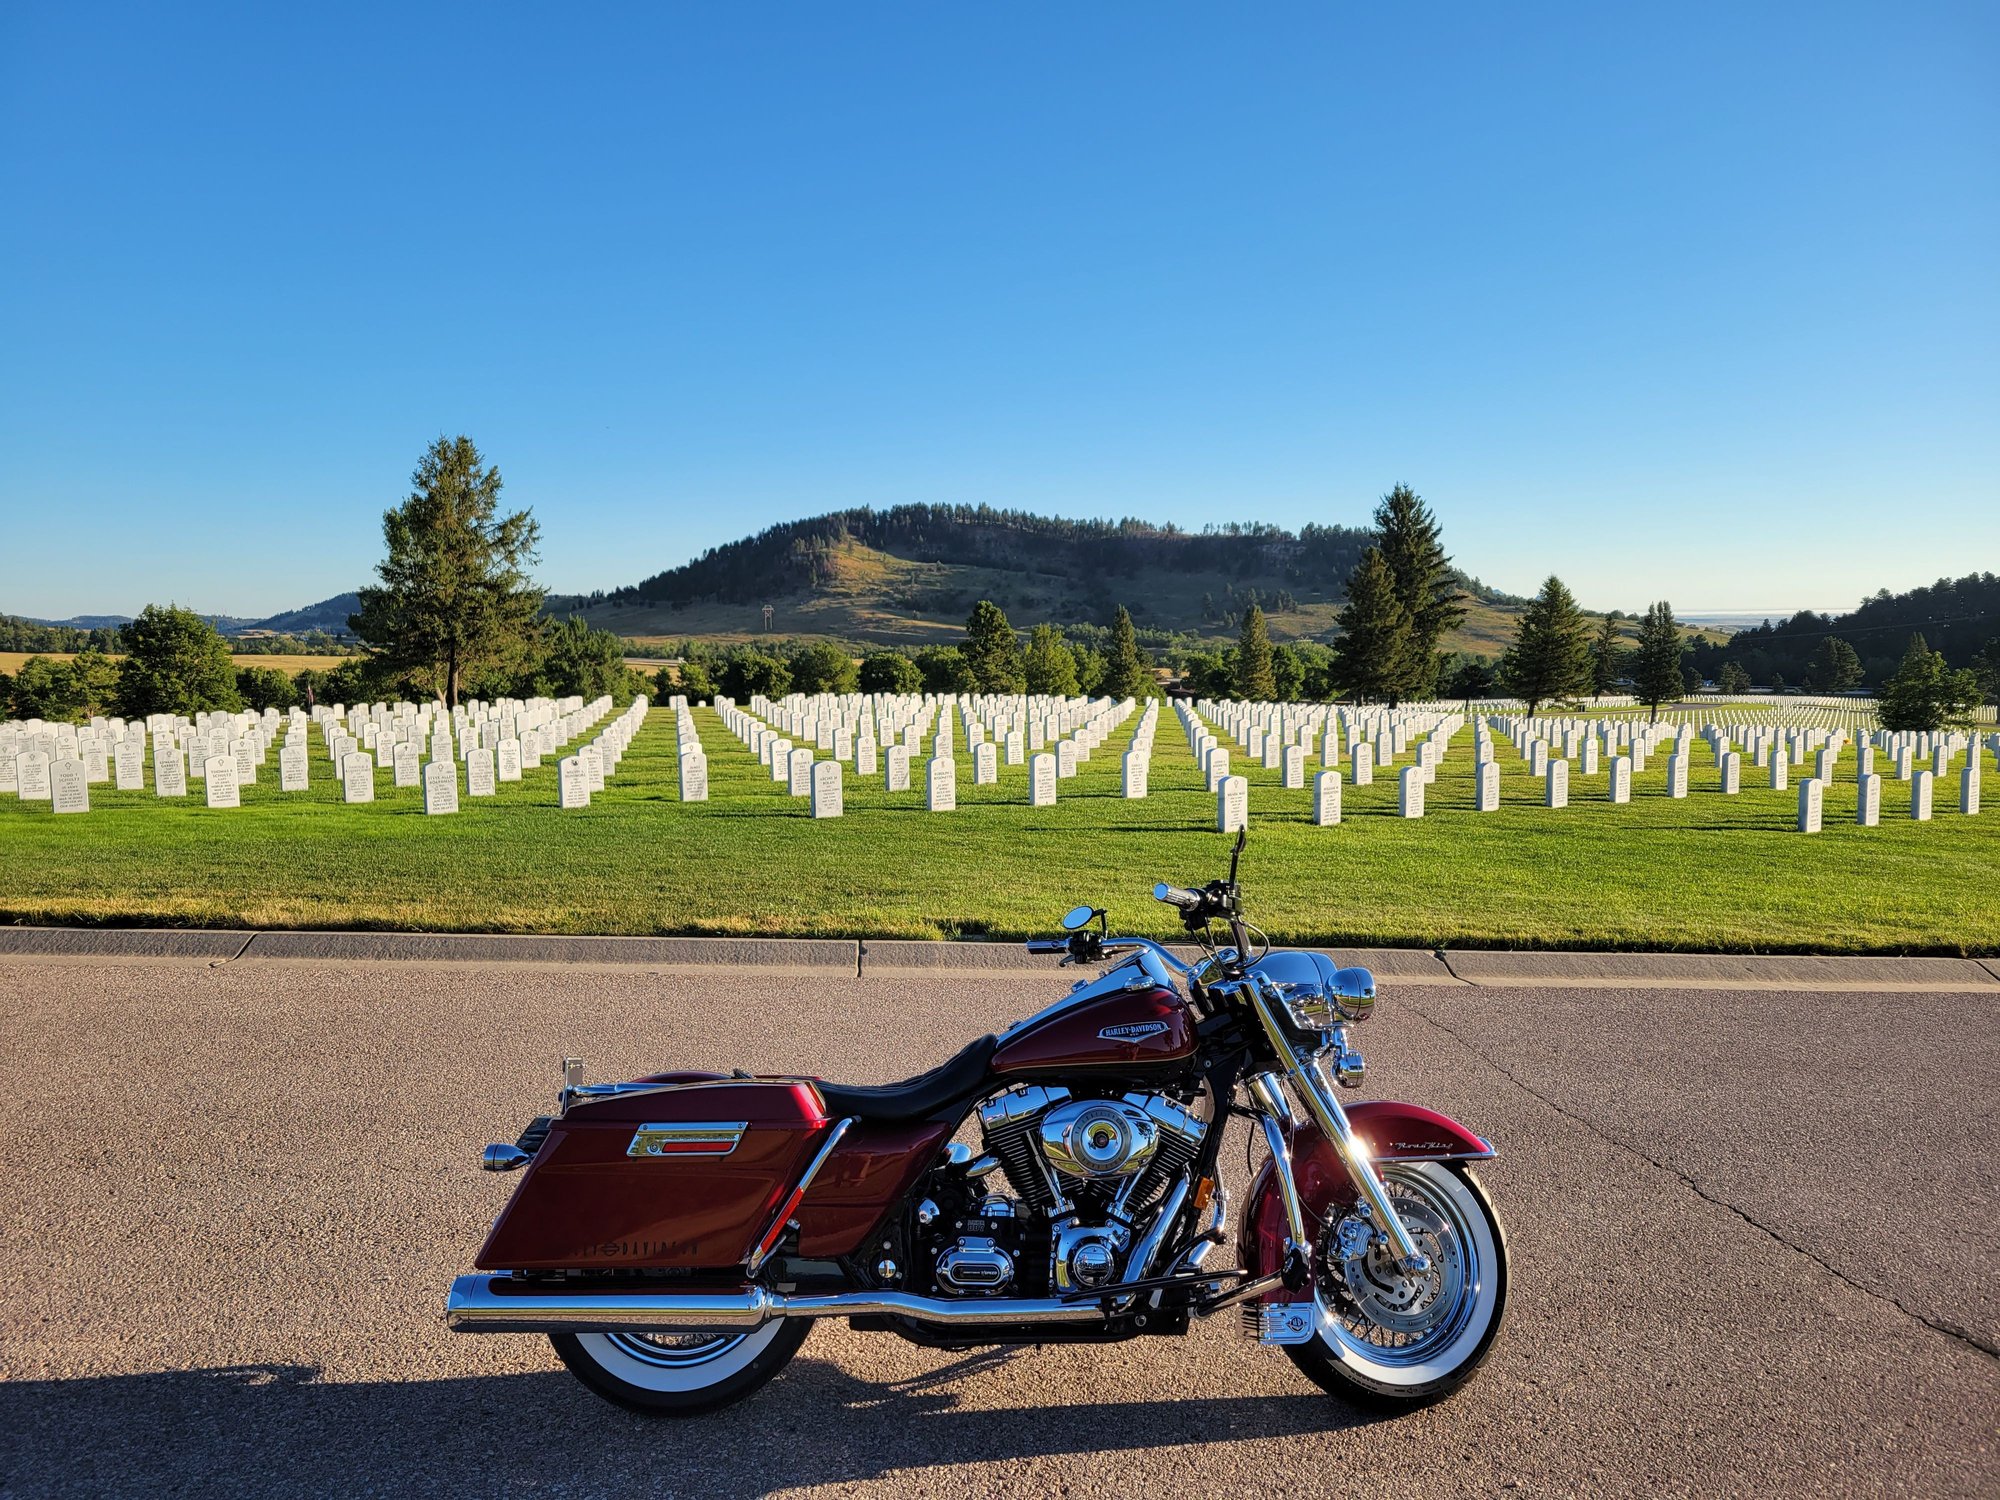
[1,1353,1385,1498]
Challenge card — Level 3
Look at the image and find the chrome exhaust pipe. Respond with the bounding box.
[444,1274,1113,1335]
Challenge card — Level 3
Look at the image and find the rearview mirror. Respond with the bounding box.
[1060,905,1099,931]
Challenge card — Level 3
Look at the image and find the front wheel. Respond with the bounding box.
[551,1320,810,1417]
[1286,1162,1508,1408]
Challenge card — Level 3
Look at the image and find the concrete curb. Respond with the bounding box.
[0,927,1993,990]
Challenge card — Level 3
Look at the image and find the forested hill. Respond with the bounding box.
[1691,572,1999,684]
[549,504,1521,647]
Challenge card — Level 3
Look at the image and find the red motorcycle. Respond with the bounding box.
[446,836,1508,1414]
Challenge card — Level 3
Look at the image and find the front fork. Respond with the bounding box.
[1246,985,1431,1275]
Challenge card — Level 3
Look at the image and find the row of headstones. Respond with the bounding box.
[1182,701,1466,794]
[743,692,1136,779]
[712,696,1147,814]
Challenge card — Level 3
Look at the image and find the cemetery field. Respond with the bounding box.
[3,708,1995,954]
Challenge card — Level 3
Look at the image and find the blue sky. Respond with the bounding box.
[1,2,1994,620]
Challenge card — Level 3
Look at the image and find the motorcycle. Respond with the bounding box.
[445,834,1508,1415]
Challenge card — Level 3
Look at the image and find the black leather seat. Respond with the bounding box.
[815,1034,999,1124]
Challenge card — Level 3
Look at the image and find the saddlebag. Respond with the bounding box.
[475,1078,829,1271]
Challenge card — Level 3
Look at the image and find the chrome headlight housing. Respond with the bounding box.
[1249,951,1376,1029]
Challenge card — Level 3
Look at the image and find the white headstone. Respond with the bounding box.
[1797,778,1823,834]
[558,755,589,809]
[497,738,523,781]
[1910,769,1933,821]
[154,750,186,798]
[885,744,911,792]
[1769,754,1788,791]
[1352,744,1374,787]
[341,752,375,803]
[1475,760,1499,812]
[1029,752,1057,807]
[50,758,89,814]
[1122,750,1148,799]
[1398,764,1425,818]
[789,748,814,798]
[678,751,709,802]
[926,755,957,812]
[1608,757,1632,804]
[393,741,420,788]
[1218,774,1249,832]
[1580,737,1600,776]
[423,759,460,815]
[1720,752,1741,794]
[1282,744,1304,790]
[975,742,998,785]
[1056,739,1078,778]
[204,756,241,809]
[468,748,497,797]
[1312,768,1342,826]
[1961,763,1981,817]
[811,757,844,818]
[1857,772,1881,826]
[114,744,143,791]
[1545,759,1568,809]
[279,743,309,791]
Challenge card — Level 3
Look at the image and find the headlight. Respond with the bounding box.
[1249,952,1376,1029]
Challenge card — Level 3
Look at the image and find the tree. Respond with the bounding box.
[7,656,88,720]
[1074,643,1108,695]
[1445,657,1498,705]
[914,645,977,695]
[659,661,714,701]
[1975,639,2000,705]
[1876,633,1981,732]
[1374,484,1466,699]
[540,617,635,702]
[1499,576,1592,714]
[1270,644,1304,702]
[962,601,1024,693]
[235,666,297,711]
[1590,615,1623,698]
[718,652,791,700]
[1682,661,1704,694]
[350,435,544,707]
[789,641,859,695]
[1234,605,1276,700]
[1176,649,1233,699]
[1630,600,1686,722]
[1101,606,1154,700]
[1023,624,1080,696]
[1769,670,1786,694]
[1330,548,1411,704]
[114,604,243,718]
[859,652,922,695]
[1801,636,1863,694]
[1717,660,1751,694]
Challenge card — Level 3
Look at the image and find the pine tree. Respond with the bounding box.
[1801,636,1863,694]
[1101,605,1154,699]
[1630,600,1686,722]
[962,600,1025,692]
[1499,576,1592,715]
[1876,634,1981,731]
[350,436,543,707]
[1589,614,1623,698]
[1235,604,1276,700]
[1717,661,1751,693]
[1023,624,1080,695]
[1330,547,1411,704]
[1374,484,1467,700]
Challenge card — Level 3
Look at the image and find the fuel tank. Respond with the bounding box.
[476,1077,829,1272]
[992,958,1195,1078]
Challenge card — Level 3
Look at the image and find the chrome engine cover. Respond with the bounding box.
[1039,1097,1160,1179]
[935,1236,1015,1294]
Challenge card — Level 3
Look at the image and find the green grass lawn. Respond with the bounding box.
[1,707,1993,953]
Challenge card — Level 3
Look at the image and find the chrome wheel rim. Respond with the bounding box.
[1319,1167,1481,1368]
[602,1331,752,1369]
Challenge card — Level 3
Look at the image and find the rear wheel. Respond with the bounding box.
[1286,1162,1507,1407]
[551,1321,810,1416]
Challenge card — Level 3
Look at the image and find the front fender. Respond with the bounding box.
[1238,1101,1495,1301]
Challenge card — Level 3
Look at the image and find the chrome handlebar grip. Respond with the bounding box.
[1153,882,1203,910]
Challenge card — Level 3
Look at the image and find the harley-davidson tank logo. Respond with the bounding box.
[1098,1021,1170,1043]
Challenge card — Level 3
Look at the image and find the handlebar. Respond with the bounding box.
[1152,882,1204,911]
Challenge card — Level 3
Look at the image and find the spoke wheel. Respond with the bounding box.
[551,1318,810,1416]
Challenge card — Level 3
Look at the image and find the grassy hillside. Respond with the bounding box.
[577,538,1718,655]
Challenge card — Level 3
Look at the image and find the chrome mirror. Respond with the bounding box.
[1060,905,1099,932]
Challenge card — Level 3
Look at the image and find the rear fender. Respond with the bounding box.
[1238,1100,1495,1302]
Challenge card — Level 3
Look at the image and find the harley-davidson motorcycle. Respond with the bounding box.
[445,835,1507,1415]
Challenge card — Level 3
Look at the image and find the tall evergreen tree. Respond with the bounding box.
[1330,547,1411,704]
[1717,660,1751,693]
[1801,636,1863,694]
[1589,614,1623,698]
[1235,604,1276,700]
[1101,605,1154,699]
[350,436,543,707]
[1630,600,1686,722]
[1876,634,1981,732]
[1022,624,1080,695]
[1499,575,1592,714]
[962,600,1025,692]
[1374,484,1466,699]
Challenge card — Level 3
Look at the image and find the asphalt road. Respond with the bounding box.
[2,950,1995,1498]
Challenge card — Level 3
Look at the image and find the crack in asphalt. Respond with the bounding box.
[208,933,257,967]
[1403,995,2000,1365]
[1430,949,1473,985]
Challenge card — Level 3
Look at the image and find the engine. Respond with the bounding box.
[918,1085,1205,1298]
